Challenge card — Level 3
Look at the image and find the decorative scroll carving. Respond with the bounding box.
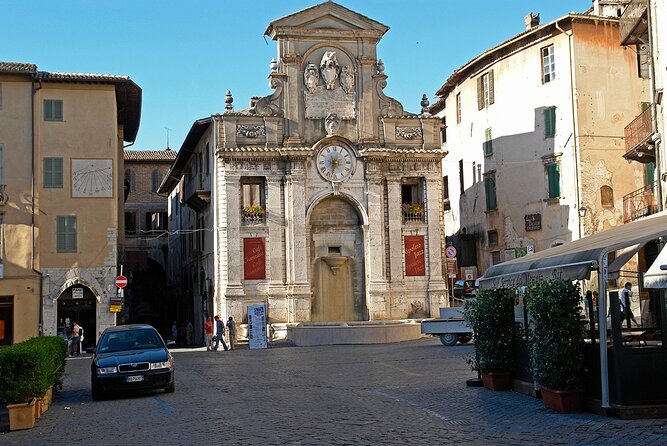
[251,77,284,116]
[236,125,266,138]
[376,76,406,117]
[395,127,422,139]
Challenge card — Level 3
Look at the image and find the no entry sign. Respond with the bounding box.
[115,275,128,289]
[446,246,457,258]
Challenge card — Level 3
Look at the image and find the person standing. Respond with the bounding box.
[620,282,639,328]
[171,321,178,342]
[204,316,214,351]
[185,320,193,346]
[226,316,237,350]
[213,315,229,351]
[70,321,81,356]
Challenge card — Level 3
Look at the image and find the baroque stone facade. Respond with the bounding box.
[213,2,446,325]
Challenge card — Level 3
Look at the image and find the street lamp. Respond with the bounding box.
[578,207,587,218]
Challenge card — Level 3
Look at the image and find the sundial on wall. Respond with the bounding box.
[72,159,113,198]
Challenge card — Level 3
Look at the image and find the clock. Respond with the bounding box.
[316,145,355,182]
[72,159,114,198]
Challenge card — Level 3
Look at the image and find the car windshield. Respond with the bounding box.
[98,328,164,353]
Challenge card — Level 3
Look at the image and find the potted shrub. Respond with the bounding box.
[527,279,587,412]
[464,288,514,390]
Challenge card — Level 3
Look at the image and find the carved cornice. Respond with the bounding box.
[236,125,266,138]
[395,127,422,140]
[281,54,303,64]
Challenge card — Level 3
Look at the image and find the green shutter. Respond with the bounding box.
[485,177,497,211]
[646,162,655,186]
[484,128,493,156]
[544,107,556,138]
[477,76,484,110]
[57,216,76,252]
[44,157,63,188]
[547,164,560,198]
[488,69,495,105]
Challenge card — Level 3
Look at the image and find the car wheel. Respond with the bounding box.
[165,381,175,393]
[457,334,473,344]
[92,382,104,401]
[439,333,458,346]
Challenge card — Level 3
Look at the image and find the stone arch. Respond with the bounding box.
[50,268,105,303]
[301,43,359,73]
[307,189,369,226]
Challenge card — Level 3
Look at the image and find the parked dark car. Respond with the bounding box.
[452,279,477,298]
[91,324,175,400]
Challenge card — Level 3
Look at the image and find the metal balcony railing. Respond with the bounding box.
[624,106,653,155]
[623,181,658,223]
[242,206,266,224]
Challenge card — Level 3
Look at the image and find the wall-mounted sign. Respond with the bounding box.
[446,258,458,279]
[525,213,542,231]
[404,236,426,276]
[244,238,266,280]
[527,245,535,254]
[72,287,84,299]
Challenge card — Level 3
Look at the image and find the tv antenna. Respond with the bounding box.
[165,127,172,149]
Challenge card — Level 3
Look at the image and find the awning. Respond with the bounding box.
[607,243,645,280]
[644,244,667,288]
[478,211,667,290]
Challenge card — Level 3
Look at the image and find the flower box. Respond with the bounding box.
[7,400,36,431]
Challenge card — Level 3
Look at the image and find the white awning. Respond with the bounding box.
[644,244,667,288]
[478,211,667,290]
[607,243,645,280]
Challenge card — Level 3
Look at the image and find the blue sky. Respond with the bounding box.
[4,0,591,150]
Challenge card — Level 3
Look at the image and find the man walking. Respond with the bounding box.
[226,316,236,350]
[620,282,639,328]
[213,315,229,351]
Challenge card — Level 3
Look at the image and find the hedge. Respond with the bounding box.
[0,336,67,405]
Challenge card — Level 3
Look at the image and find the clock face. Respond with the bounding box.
[316,145,355,182]
[72,159,114,198]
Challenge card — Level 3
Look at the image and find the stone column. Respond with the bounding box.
[426,176,447,315]
[266,175,288,322]
[223,174,244,297]
[366,172,388,320]
[386,178,403,283]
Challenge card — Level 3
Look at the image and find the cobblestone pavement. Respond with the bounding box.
[2,337,666,445]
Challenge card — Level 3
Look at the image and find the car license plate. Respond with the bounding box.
[126,375,144,383]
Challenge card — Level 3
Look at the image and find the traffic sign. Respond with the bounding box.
[115,275,128,289]
[446,246,457,258]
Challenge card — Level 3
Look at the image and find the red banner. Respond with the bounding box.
[243,238,266,280]
[405,235,426,276]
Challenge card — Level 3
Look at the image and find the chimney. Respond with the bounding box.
[524,12,540,30]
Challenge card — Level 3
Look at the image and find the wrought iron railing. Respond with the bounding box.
[242,207,265,224]
[624,106,653,154]
[623,181,658,223]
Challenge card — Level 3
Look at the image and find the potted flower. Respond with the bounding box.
[243,204,265,223]
[464,288,514,390]
[401,202,424,214]
[527,279,587,412]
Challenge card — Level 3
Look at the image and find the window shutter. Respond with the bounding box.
[544,107,556,138]
[485,177,497,211]
[488,69,495,105]
[477,77,484,110]
[547,164,560,198]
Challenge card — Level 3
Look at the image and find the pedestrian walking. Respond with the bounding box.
[186,320,193,346]
[204,316,214,351]
[70,321,82,356]
[213,315,229,351]
[620,282,639,328]
[226,316,236,350]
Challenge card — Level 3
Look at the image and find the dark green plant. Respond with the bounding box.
[463,288,514,373]
[527,279,587,390]
[0,336,67,404]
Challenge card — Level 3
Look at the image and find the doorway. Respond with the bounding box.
[0,296,13,346]
[57,286,97,350]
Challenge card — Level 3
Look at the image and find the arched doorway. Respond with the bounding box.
[309,196,366,321]
[57,285,97,351]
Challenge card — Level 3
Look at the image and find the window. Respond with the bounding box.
[487,230,498,247]
[56,216,77,252]
[443,175,450,211]
[600,186,614,208]
[43,157,63,188]
[491,250,501,265]
[484,127,493,156]
[456,93,461,124]
[402,179,425,222]
[241,177,266,224]
[124,211,137,235]
[544,107,556,138]
[477,164,482,183]
[151,169,160,193]
[440,118,447,144]
[145,212,168,231]
[542,45,555,83]
[546,163,560,198]
[125,169,135,193]
[477,70,494,110]
[459,159,465,194]
[44,99,63,121]
[484,175,497,211]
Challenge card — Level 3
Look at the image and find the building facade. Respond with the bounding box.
[430,7,648,277]
[0,62,141,346]
[161,2,448,333]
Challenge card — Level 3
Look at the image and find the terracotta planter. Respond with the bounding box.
[34,397,41,419]
[7,400,36,431]
[40,387,53,415]
[481,372,511,391]
[541,387,585,413]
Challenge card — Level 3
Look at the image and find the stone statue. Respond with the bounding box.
[340,65,354,94]
[325,113,340,136]
[320,51,339,90]
[304,63,319,94]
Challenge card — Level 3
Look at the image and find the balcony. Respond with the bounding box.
[623,181,658,223]
[402,202,425,223]
[623,106,655,163]
[620,0,648,46]
[242,206,266,225]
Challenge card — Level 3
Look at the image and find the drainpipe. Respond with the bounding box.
[31,78,44,335]
[647,0,663,210]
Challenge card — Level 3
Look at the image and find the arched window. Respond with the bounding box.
[600,185,614,208]
[124,169,135,193]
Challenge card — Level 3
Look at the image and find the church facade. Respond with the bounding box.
[166,2,448,328]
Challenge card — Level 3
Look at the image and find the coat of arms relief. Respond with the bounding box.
[303,51,356,121]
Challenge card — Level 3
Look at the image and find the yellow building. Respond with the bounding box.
[0,62,141,347]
